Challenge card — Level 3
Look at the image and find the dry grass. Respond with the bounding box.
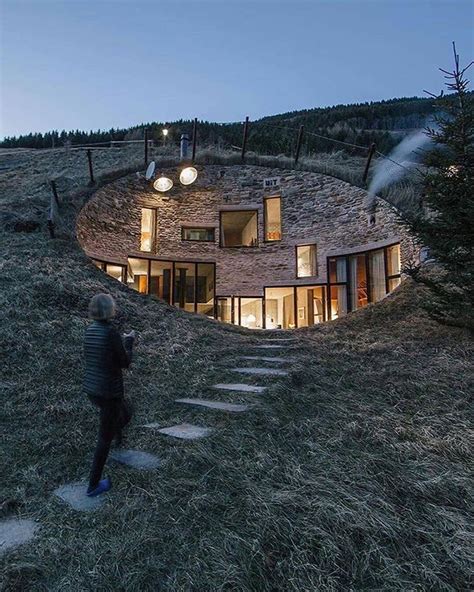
[0,147,472,591]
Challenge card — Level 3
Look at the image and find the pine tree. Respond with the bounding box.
[404,44,474,329]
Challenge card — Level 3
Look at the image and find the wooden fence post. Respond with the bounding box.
[191,117,197,163]
[87,149,95,184]
[241,116,249,162]
[50,180,59,207]
[362,143,376,184]
[144,128,149,166]
[294,125,304,165]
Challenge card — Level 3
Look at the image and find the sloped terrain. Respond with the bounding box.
[0,147,472,591]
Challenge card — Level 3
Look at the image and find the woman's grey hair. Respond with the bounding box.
[89,293,116,320]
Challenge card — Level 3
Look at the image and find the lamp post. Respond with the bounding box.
[162,128,169,146]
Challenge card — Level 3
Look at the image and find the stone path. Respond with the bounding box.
[4,333,295,551]
[0,518,39,556]
[239,356,295,363]
[109,449,161,470]
[54,482,107,511]
[231,367,289,376]
[254,344,286,349]
[145,423,212,440]
[213,383,266,393]
[175,398,251,412]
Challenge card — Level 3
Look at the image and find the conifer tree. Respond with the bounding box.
[404,44,474,329]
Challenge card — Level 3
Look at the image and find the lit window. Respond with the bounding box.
[296,245,317,277]
[127,258,149,293]
[140,208,156,252]
[105,264,124,283]
[220,210,258,247]
[386,244,401,294]
[264,287,296,329]
[182,227,215,242]
[264,197,282,241]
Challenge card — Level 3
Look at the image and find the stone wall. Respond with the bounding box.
[77,164,416,296]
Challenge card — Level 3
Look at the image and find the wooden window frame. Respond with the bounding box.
[263,195,282,243]
[295,244,318,278]
[219,209,259,248]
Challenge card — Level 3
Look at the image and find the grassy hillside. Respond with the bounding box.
[4,94,465,156]
[1,147,472,591]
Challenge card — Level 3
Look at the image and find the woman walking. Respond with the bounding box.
[83,294,135,497]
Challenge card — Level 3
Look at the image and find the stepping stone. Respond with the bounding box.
[54,482,106,512]
[239,356,295,363]
[109,449,161,470]
[232,367,289,376]
[213,383,266,393]
[175,398,250,412]
[254,345,285,349]
[0,518,39,556]
[145,423,212,440]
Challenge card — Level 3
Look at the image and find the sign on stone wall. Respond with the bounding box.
[263,177,280,189]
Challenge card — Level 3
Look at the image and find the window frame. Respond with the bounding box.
[126,255,216,317]
[181,226,216,242]
[140,207,157,253]
[263,195,282,243]
[295,243,318,278]
[326,242,401,320]
[219,209,259,248]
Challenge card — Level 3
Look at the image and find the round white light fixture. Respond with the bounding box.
[179,166,198,186]
[162,128,169,137]
[153,176,173,192]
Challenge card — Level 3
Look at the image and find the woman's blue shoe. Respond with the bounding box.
[86,477,112,497]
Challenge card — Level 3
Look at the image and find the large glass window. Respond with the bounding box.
[330,286,348,319]
[220,210,258,247]
[174,262,196,312]
[182,227,215,242]
[150,261,173,303]
[296,286,325,326]
[196,263,215,316]
[328,256,348,319]
[217,297,233,324]
[105,264,125,283]
[349,255,368,310]
[127,258,149,293]
[265,287,296,329]
[140,208,156,252]
[368,249,386,302]
[297,245,317,277]
[264,197,282,241]
[239,298,263,329]
[386,244,401,292]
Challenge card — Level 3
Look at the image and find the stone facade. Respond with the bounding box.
[77,164,415,297]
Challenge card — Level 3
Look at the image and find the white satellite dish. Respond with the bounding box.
[145,161,156,180]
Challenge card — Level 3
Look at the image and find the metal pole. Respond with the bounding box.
[144,128,149,166]
[241,116,249,162]
[294,125,304,165]
[191,117,197,163]
[362,143,376,184]
[86,149,95,184]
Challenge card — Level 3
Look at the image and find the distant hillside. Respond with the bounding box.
[2,94,468,156]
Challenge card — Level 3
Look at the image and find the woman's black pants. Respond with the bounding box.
[88,396,132,489]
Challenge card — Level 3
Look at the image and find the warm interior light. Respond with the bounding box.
[179,166,198,186]
[153,176,173,192]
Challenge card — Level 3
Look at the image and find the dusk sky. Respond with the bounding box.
[1,0,473,138]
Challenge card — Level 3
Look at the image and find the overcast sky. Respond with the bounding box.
[1,0,472,138]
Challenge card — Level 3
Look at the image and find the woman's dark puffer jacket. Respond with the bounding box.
[83,320,134,399]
